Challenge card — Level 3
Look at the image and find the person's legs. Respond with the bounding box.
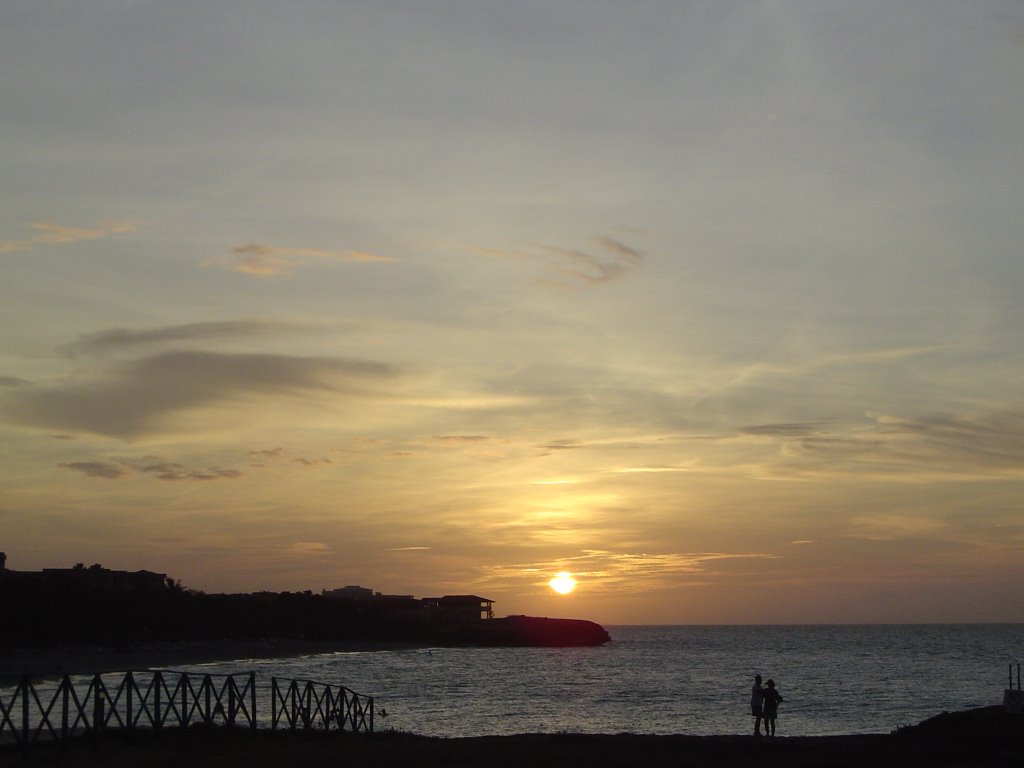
[754,712,762,736]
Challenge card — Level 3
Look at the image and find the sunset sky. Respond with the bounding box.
[2,1,1023,624]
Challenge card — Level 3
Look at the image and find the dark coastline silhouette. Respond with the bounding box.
[0,556,609,656]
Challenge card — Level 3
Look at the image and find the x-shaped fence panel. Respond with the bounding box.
[271,677,373,734]
[1,669,370,753]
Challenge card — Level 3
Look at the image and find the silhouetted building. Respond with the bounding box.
[422,595,495,622]
[42,564,169,592]
[322,585,375,600]
[0,558,168,592]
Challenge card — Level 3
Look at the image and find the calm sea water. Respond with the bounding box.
[7,625,1019,737]
[187,624,1021,736]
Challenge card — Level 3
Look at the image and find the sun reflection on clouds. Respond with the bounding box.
[847,515,948,539]
[613,465,695,474]
[284,542,332,556]
[477,549,777,594]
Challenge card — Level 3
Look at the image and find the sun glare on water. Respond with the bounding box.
[549,571,577,595]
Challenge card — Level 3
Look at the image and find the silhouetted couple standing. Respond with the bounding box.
[750,674,783,737]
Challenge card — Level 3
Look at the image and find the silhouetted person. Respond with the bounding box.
[763,678,784,737]
[750,674,764,736]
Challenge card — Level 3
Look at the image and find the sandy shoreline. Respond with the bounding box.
[6,715,1023,768]
[1,639,424,683]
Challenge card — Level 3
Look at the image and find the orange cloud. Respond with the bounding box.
[1,220,141,253]
[229,243,396,276]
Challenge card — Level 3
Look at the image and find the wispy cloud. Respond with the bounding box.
[285,542,332,556]
[291,457,332,466]
[1,350,399,438]
[591,236,644,263]
[612,464,694,474]
[475,233,646,287]
[59,455,247,482]
[132,461,244,482]
[536,235,646,286]
[249,447,284,459]
[58,320,332,357]
[846,514,948,541]
[742,422,829,437]
[768,411,1024,480]
[538,439,583,454]
[0,220,141,253]
[59,461,128,479]
[227,243,396,276]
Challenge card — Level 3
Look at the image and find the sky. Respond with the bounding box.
[2,1,1023,625]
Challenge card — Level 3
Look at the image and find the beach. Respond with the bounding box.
[6,707,1023,768]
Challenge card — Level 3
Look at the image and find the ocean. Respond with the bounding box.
[184,624,1021,737]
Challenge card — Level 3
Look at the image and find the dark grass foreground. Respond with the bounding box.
[5,707,1022,768]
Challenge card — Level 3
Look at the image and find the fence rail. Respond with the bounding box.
[271,676,373,733]
[0,669,372,752]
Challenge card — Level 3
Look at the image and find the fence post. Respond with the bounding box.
[61,674,70,743]
[204,675,212,725]
[181,673,190,727]
[250,672,257,731]
[228,675,237,726]
[93,678,105,735]
[154,671,162,731]
[125,671,133,730]
[271,678,278,731]
[21,675,30,747]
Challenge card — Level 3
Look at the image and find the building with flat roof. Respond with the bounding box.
[421,594,495,622]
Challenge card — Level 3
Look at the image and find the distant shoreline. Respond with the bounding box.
[1,638,426,684]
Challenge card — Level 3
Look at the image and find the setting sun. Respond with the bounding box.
[549,571,577,595]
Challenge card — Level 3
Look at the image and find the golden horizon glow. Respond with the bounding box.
[1,3,1022,625]
[549,572,577,595]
